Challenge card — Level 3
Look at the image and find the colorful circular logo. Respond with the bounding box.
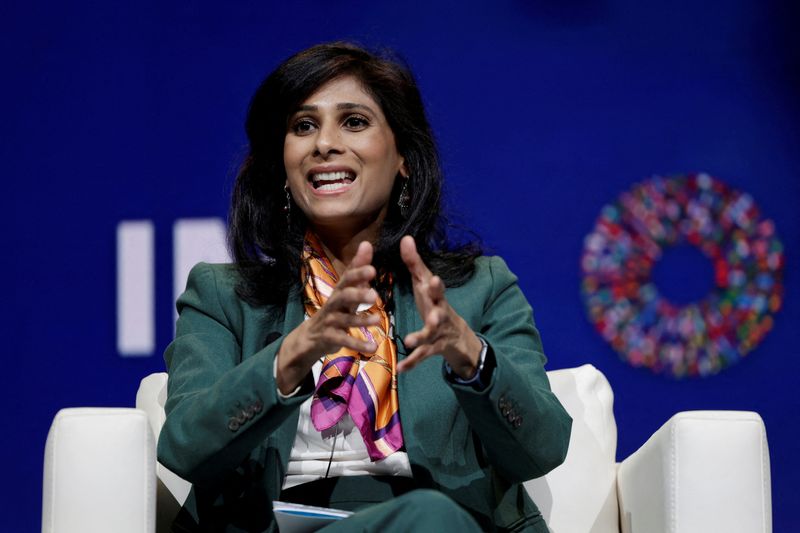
[581,173,784,378]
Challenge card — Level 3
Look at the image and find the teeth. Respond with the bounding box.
[316,182,350,191]
[312,171,353,183]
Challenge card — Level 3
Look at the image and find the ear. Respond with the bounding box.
[398,157,408,179]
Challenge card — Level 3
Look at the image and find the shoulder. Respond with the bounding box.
[180,261,297,339]
[444,255,519,310]
[186,262,240,289]
[180,262,261,322]
[468,255,518,290]
[183,262,242,302]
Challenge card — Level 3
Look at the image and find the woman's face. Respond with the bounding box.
[284,75,406,239]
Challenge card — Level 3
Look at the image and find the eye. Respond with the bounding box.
[343,115,369,130]
[290,118,316,135]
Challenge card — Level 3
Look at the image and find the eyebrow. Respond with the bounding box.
[294,102,376,113]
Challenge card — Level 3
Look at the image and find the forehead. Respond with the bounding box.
[298,75,381,111]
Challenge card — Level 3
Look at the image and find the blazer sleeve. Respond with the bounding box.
[156,262,312,485]
[448,256,572,483]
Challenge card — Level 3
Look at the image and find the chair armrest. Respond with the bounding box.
[617,411,771,533]
[42,408,156,533]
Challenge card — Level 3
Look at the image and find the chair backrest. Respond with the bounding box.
[527,364,619,533]
[137,364,620,533]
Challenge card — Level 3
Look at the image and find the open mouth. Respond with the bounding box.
[309,170,356,191]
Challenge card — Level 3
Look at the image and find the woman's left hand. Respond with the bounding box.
[397,235,483,378]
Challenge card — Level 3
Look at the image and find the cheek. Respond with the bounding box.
[283,141,306,178]
[283,139,294,162]
[359,135,401,171]
[282,140,292,170]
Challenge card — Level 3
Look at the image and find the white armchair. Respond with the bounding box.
[41,365,772,533]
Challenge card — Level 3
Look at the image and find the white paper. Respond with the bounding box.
[272,500,353,533]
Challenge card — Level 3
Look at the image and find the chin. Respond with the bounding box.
[306,210,387,233]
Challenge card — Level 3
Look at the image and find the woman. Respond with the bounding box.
[158,42,571,532]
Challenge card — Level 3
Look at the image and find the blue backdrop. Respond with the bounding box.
[4,1,799,530]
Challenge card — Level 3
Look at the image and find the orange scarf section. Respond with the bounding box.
[301,232,404,461]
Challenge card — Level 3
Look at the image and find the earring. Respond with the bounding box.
[283,184,291,224]
[398,177,411,218]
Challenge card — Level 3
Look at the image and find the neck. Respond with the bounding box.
[311,223,380,275]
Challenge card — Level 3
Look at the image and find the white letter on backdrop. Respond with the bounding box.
[117,220,155,356]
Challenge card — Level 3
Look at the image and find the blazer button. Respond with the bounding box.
[252,400,263,414]
[236,412,248,424]
[513,416,523,429]
[244,406,255,419]
[227,418,240,432]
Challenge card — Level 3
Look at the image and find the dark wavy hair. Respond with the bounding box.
[229,42,481,306]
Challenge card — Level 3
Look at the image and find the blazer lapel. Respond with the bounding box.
[394,283,453,460]
[394,282,421,361]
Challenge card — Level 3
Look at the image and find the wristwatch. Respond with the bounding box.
[443,335,490,390]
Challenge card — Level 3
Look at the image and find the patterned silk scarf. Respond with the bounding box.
[302,232,404,461]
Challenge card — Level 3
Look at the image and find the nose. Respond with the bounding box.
[314,122,343,158]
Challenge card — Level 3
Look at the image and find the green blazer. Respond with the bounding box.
[157,257,572,532]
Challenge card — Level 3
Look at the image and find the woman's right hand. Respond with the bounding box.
[275,241,381,395]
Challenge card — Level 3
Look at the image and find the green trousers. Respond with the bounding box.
[319,488,482,532]
[280,476,481,531]
[173,475,547,531]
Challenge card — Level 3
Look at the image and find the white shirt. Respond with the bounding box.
[281,359,413,489]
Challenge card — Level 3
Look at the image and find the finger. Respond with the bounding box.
[328,286,377,311]
[427,275,446,304]
[408,304,448,343]
[337,264,377,288]
[321,329,378,355]
[328,311,382,329]
[348,241,374,270]
[400,235,432,282]
[426,307,444,329]
[404,315,442,349]
[334,241,375,290]
[403,327,427,349]
[397,345,435,373]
